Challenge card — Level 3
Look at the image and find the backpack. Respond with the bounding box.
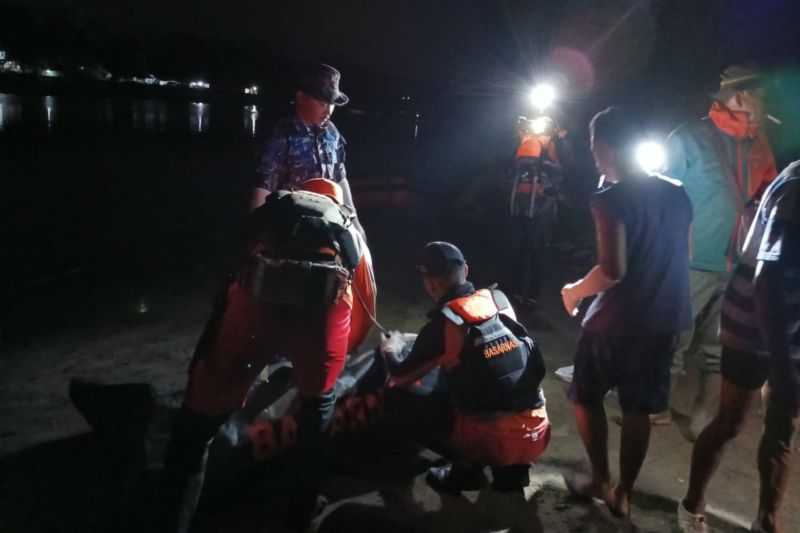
[241,190,360,308]
[445,289,546,412]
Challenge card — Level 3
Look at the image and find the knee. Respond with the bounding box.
[763,409,799,449]
[712,411,748,441]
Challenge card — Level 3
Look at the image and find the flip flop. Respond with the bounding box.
[564,471,605,502]
[611,412,672,427]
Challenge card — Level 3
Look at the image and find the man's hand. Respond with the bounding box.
[561,282,583,317]
[250,187,270,212]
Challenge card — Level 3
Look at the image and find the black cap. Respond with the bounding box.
[297,63,349,106]
[416,242,466,276]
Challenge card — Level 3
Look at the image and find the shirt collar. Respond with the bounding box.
[427,282,475,318]
[291,115,336,138]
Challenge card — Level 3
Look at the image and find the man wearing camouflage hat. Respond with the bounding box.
[251,62,365,237]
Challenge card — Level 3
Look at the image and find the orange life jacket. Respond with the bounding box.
[441,289,545,413]
[515,135,559,163]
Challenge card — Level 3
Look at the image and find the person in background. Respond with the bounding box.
[677,161,800,533]
[251,62,365,238]
[665,65,778,434]
[561,107,692,518]
[507,116,564,306]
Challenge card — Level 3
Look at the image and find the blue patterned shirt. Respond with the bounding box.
[255,116,347,192]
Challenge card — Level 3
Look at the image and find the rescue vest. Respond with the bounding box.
[442,289,546,413]
[515,134,559,162]
[511,136,560,218]
[252,189,360,269]
[241,189,361,308]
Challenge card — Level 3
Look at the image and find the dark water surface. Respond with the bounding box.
[0,88,591,346]
[0,92,423,344]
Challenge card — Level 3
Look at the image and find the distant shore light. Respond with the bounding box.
[40,67,62,78]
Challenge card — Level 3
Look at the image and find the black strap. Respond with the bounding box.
[490,288,512,313]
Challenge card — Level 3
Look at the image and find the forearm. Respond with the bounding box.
[386,328,442,388]
[388,341,441,388]
[339,178,365,237]
[571,265,619,300]
[389,356,441,388]
[250,187,270,211]
[339,177,357,214]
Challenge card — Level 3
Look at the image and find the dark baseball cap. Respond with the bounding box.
[416,241,466,276]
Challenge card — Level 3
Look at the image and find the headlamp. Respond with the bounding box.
[635,141,667,174]
[529,83,556,111]
[531,116,551,135]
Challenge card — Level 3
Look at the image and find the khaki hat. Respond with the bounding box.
[713,64,763,100]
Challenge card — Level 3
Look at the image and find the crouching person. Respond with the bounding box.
[382,242,551,494]
[157,179,365,533]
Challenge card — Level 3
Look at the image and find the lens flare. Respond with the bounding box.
[529,83,556,111]
[635,141,666,173]
[531,116,550,135]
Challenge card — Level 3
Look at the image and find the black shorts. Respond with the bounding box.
[721,346,800,391]
[569,330,678,415]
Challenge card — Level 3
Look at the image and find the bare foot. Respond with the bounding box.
[606,485,631,518]
[564,472,612,502]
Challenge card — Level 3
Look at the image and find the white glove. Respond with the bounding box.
[380,330,407,361]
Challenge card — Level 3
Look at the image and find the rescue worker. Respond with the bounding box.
[508,116,563,306]
[381,242,551,493]
[251,62,366,238]
[157,179,370,533]
[665,65,778,435]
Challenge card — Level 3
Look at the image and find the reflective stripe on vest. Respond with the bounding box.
[442,289,498,325]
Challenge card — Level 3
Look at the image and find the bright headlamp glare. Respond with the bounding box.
[635,141,666,174]
[531,116,551,135]
[529,83,556,111]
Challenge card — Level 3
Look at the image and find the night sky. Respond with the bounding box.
[3,0,800,92]
[2,0,800,161]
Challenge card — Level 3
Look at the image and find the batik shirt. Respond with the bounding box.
[255,116,347,192]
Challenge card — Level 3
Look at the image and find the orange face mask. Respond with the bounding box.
[708,101,758,140]
[708,101,777,199]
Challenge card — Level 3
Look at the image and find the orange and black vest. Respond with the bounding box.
[512,135,560,218]
[441,289,545,413]
[515,134,558,162]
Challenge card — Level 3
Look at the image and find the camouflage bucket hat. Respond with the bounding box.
[712,64,763,100]
[298,63,349,106]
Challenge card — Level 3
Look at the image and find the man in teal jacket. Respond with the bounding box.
[665,65,777,438]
